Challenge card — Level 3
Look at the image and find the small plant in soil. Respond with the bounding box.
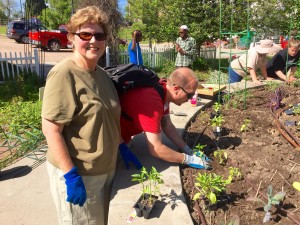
[193,143,207,157]
[213,149,228,165]
[240,118,251,132]
[131,166,164,205]
[227,167,242,182]
[131,166,164,219]
[292,104,300,115]
[246,185,286,223]
[210,114,224,128]
[213,102,222,113]
[269,87,285,112]
[193,172,231,205]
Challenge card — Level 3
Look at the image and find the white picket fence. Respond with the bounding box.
[0,49,40,83]
[105,46,216,67]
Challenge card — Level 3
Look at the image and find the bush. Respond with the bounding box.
[192,57,209,71]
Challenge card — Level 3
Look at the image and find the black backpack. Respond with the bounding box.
[104,63,165,101]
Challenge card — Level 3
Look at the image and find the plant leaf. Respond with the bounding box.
[272,191,286,201]
[264,204,272,212]
[193,192,201,201]
[209,192,217,204]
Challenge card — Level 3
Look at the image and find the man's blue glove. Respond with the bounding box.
[119,143,142,170]
[182,154,212,170]
[63,167,87,207]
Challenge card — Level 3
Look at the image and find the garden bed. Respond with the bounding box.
[182,84,300,225]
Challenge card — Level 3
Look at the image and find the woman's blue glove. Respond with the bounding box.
[119,143,142,169]
[63,167,87,207]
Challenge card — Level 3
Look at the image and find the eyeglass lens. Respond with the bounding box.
[74,32,106,41]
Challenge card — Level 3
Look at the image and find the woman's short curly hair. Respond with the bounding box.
[66,6,109,42]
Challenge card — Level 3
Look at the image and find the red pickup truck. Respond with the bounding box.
[29,25,71,51]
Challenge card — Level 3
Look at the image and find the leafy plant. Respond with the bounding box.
[210,114,225,128]
[269,87,285,112]
[240,118,251,132]
[265,81,281,91]
[292,104,300,115]
[193,172,231,204]
[192,143,207,158]
[246,185,286,223]
[227,167,242,182]
[212,102,222,113]
[213,149,228,165]
[131,166,164,204]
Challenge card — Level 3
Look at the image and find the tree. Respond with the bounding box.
[39,0,72,29]
[0,0,16,20]
[25,0,47,17]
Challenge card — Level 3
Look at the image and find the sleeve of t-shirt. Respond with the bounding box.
[42,69,77,125]
[272,54,285,72]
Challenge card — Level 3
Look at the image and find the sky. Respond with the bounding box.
[118,0,127,14]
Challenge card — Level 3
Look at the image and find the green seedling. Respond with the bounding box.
[210,114,225,128]
[240,118,251,132]
[246,185,286,223]
[131,166,164,204]
[193,172,231,204]
[212,102,222,113]
[227,167,242,183]
[293,104,300,115]
[193,143,207,158]
[213,149,228,165]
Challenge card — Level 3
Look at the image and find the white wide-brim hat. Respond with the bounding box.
[255,39,282,54]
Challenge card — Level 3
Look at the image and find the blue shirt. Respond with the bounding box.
[128,41,143,65]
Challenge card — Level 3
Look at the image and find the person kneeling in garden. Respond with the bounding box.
[118,67,211,170]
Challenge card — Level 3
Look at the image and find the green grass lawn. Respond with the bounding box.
[0,26,6,35]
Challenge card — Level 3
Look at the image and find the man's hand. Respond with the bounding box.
[63,167,87,207]
[119,143,142,169]
[183,154,211,170]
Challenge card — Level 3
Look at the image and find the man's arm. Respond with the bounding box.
[161,115,187,150]
[248,68,261,84]
[144,131,185,163]
[42,117,74,173]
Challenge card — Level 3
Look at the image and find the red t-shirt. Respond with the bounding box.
[119,84,169,143]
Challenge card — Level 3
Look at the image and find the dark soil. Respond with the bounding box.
[181,84,300,225]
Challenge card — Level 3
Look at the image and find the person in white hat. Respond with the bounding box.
[228,39,282,84]
[175,25,196,68]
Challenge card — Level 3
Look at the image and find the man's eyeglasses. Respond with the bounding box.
[73,32,106,41]
[173,84,194,99]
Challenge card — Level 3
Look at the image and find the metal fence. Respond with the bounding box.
[105,46,216,67]
[0,49,40,82]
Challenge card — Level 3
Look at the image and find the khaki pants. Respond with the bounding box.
[47,162,115,225]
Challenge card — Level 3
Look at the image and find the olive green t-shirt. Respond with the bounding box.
[42,58,121,175]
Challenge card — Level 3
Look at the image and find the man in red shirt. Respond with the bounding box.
[118,67,211,170]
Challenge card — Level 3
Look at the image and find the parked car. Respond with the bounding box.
[29,25,71,51]
[6,20,46,44]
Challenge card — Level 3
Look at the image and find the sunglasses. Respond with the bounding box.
[173,84,194,99]
[73,32,106,41]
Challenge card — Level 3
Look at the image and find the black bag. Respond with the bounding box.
[104,63,165,100]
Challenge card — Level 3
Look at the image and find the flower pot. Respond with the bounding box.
[133,193,158,219]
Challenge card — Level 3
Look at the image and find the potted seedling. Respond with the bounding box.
[131,166,164,219]
[213,149,228,165]
[246,185,286,223]
[210,114,225,138]
[193,172,231,210]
